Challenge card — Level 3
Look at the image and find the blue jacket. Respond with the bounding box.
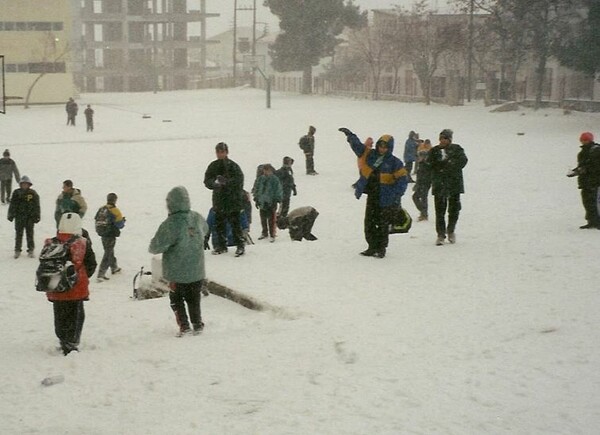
[346,133,408,207]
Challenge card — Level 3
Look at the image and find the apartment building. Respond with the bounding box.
[78,0,218,92]
[0,0,76,105]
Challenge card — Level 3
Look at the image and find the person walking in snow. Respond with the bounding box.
[84,104,94,132]
[339,127,408,258]
[149,186,209,336]
[412,139,433,221]
[275,156,297,218]
[203,142,246,257]
[44,212,97,355]
[426,129,468,245]
[95,193,126,282]
[253,163,283,242]
[403,130,419,182]
[8,175,40,258]
[299,125,318,175]
[54,179,87,227]
[567,131,600,229]
[277,206,319,241]
[65,97,78,126]
[0,149,20,204]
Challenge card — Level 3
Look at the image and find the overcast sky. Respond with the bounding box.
[205,0,453,37]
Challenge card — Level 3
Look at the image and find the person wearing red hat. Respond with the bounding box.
[567,132,600,229]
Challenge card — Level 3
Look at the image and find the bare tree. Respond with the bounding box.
[24,32,70,109]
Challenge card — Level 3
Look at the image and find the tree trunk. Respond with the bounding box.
[302,66,312,94]
[534,54,547,110]
[24,73,47,109]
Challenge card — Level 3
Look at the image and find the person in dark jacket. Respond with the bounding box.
[84,104,94,132]
[0,149,20,204]
[44,212,96,355]
[8,175,40,258]
[412,139,433,221]
[95,193,126,281]
[149,186,209,336]
[66,97,78,126]
[277,206,319,241]
[203,142,246,257]
[54,179,87,227]
[275,156,297,218]
[567,131,600,229]
[339,127,408,258]
[299,125,318,175]
[403,130,419,182]
[426,129,468,245]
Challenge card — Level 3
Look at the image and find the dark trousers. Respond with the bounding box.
[581,187,600,226]
[99,236,118,275]
[53,300,85,354]
[1,179,12,202]
[305,153,315,174]
[406,161,414,176]
[86,119,93,132]
[14,219,35,252]
[280,195,291,217]
[364,195,392,252]
[169,281,203,331]
[289,209,319,241]
[434,194,462,238]
[260,205,277,237]
[67,114,76,126]
[412,182,431,217]
[215,210,244,250]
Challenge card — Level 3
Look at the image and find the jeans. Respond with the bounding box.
[99,236,118,276]
[434,194,462,238]
[169,281,203,331]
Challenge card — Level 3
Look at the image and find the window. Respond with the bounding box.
[17,64,29,73]
[6,64,17,73]
[5,22,15,31]
[16,22,27,31]
[52,22,64,31]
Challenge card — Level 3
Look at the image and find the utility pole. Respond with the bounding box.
[467,0,474,102]
[233,0,238,86]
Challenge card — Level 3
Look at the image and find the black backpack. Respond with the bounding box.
[35,236,79,292]
[94,206,113,237]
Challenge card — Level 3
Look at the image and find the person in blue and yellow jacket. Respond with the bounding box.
[95,192,126,281]
[339,127,408,258]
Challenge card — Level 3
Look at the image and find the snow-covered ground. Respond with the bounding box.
[0,88,598,434]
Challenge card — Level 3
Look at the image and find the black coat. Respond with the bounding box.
[427,143,468,196]
[8,187,40,223]
[574,142,600,189]
[204,158,245,214]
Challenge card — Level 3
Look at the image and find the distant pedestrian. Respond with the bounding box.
[0,149,20,204]
[567,131,600,229]
[339,127,408,258]
[275,156,297,217]
[95,193,126,282]
[404,130,419,182]
[84,104,94,132]
[43,212,97,355]
[426,129,468,245]
[253,164,283,242]
[412,139,433,221]
[66,97,78,126]
[299,125,318,175]
[8,175,40,258]
[203,142,246,257]
[149,186,209,337]
[277,206,319,241]
[54,179,87,226]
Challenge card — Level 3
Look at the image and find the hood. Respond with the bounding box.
[166,186,191,214]
[377,134,395,154]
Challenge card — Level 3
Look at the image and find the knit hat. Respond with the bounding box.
[440,129,453,140]
[19,175,32,186]
[3,149,9,157]
[283,156,294,165]
[107,192,118,204]
[580,132,594,143]
[58,212,82,235]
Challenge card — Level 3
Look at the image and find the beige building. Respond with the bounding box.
[0,0,76,105]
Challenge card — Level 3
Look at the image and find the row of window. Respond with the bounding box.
[5,62,66,74]
[0,22,63,32]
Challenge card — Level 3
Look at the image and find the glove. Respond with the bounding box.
[338,127,353,137]
[214,175,227,187]
[34,217,40,223]
[292,187,297,196]
[8,217,13,222]
[566,170,577,177]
